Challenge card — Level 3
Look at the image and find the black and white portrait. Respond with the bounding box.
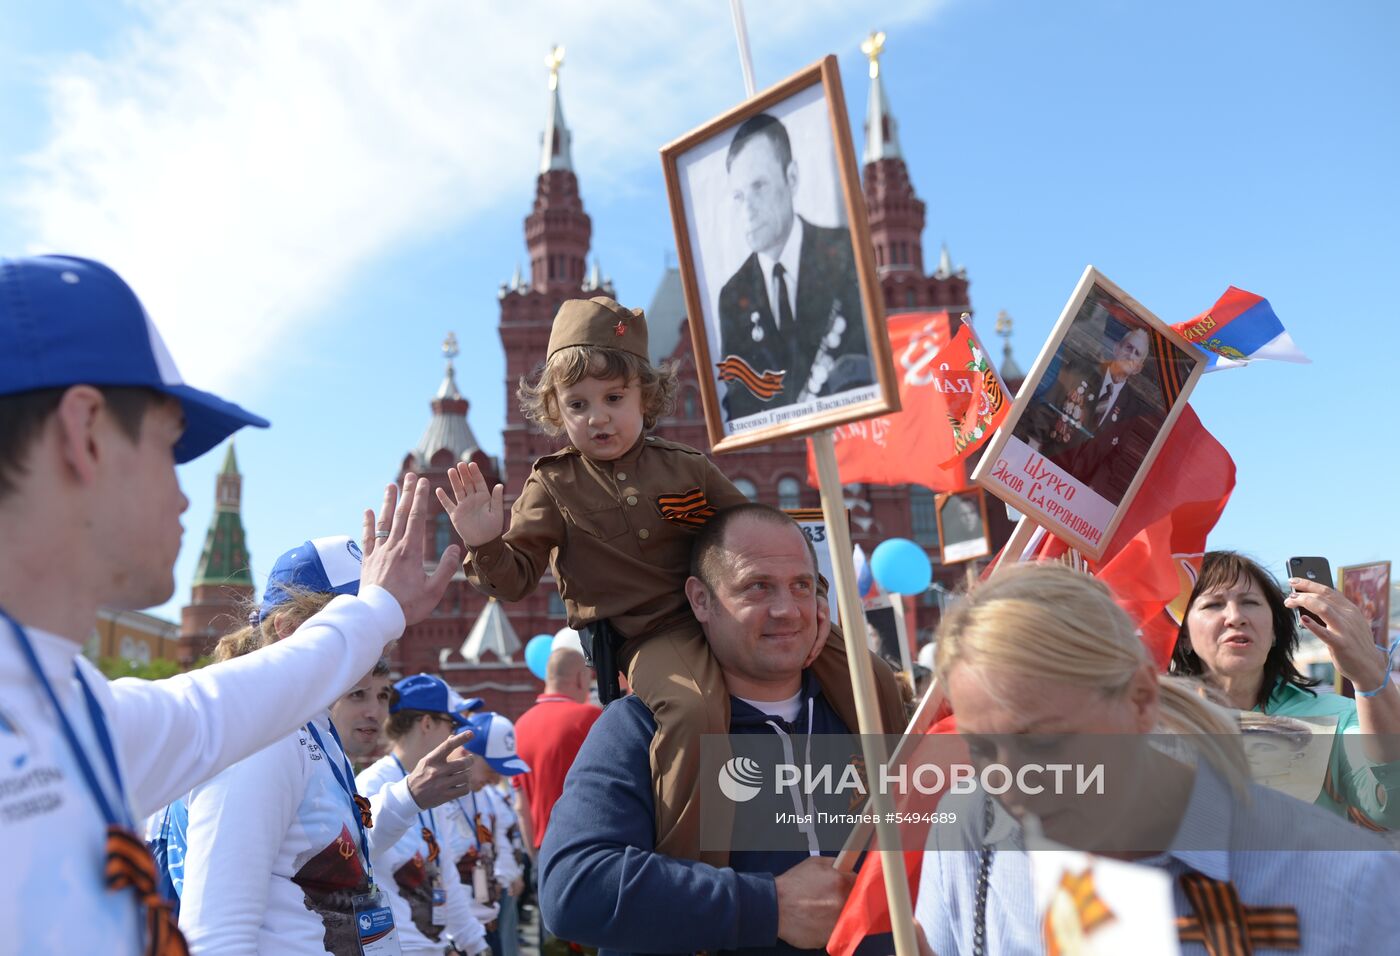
[937,489,989,564]
[662,57,897,453]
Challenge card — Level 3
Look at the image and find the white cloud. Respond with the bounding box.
[9,0,944,393]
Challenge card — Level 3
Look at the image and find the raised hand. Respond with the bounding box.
[1287,577,1388,691]
[360,472,461,625]
[404,728,476,810]
[436,461,506,548]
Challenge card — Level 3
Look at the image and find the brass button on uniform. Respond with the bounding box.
[616,472,628,481]
[626,495,638,506]
[638,528,650,540]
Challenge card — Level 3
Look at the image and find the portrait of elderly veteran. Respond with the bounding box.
[1022,324,1164,505]
[913,563,1400,956]
[716,112,874,422]
[539,504,905,956]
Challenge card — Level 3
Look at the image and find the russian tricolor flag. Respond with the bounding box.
[1172,286,1310,372]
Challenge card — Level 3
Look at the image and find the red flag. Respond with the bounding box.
[827,713,957,956]
[807,314,1009,491]
[990,404,1235,668]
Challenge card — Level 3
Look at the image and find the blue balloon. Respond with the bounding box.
[525,634,553,681]
[870,538,933,595]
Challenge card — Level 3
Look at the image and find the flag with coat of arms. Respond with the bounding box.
[807,312,1010,492]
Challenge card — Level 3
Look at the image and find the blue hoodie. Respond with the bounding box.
[539,671,889,956]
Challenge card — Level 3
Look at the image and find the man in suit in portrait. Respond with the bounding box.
[1024,327,1164,505]
[715,113,874,422]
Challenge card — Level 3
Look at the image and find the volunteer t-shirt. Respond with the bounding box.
[0,588,405,955]
[358,753,487,956]
[179,713,419,954]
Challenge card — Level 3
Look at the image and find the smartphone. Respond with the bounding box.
[1286,556,1333,627]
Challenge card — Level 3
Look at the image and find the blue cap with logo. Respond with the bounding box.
[464,711,531,776]
[258,536,363,623]
[0,255,269,463]
[391,674,471,730]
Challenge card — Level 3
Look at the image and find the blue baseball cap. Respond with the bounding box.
[464,711,530,776]
[258,536,363,623]
[0,255,269,463]
[455,697,486,716]
[391,674,471,729]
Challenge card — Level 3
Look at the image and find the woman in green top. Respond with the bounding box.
[1170,551,1400,829]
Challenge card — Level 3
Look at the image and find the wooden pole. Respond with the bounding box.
[834,678,945,870]
[993,515,1038,571]
[810,429,919,956]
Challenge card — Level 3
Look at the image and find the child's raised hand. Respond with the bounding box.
[436,461,506,547]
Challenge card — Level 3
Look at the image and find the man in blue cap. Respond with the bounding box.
[0,255,462,954]
[359,675,491,956]
[447,711,531,956]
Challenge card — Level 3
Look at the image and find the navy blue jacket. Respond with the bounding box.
[539,672,875,956]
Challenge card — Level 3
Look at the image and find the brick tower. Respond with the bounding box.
[179,443,254,664]
[500,45,614,504]
[860,29,971,317]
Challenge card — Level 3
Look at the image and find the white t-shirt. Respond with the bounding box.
[736,690,804,724]
[438,784,524,924]
[179,712,422,954]
[358,754,487,956]
[0,586,405,955]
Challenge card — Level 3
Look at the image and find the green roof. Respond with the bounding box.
[192,511,254,588]
[193,441,253,587]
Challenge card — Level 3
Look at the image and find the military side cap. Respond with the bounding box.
[548,296,649,360]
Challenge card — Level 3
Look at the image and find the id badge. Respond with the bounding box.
[352,886,401,956]
[431,881,448,927]
[472,863,491,905]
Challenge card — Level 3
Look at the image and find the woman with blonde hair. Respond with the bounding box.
[913,562,1399,956]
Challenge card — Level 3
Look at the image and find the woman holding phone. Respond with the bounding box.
[1169,550,1400,828]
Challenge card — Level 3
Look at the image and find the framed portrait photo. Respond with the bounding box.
[971,266,1204,559]
[862,594,910,673]
[936,488,991,565]
[1338,561,1392,648]
[784,507,840,620]
[661,55,899,454]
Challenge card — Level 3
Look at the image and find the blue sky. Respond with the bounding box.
[2,0,1396,625]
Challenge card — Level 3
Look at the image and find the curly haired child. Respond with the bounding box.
[438,296,904,866]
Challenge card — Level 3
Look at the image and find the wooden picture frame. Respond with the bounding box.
[1339,561,1392,649]
[660,55,899,454]
[971,266,1205,559]
[936,488,992,565]
[862,593,912,674]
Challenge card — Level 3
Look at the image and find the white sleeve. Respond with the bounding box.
[490,794,521,885]
[178,735,303,955]
[366,776,420,868]
[96,586,404,818]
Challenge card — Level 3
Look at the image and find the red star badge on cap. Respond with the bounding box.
[614,320,627,336]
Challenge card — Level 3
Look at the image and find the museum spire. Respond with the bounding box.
[861,31,902,164]
[540,44,573,174]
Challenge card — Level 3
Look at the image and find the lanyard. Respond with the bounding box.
[2,608,130,828]
[305,720,373,870]
[391,754,439,842]
[454,792,484,851]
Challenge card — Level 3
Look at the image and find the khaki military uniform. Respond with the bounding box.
[465,296,905,866]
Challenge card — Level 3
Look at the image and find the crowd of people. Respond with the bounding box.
[2,252,1397,956]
